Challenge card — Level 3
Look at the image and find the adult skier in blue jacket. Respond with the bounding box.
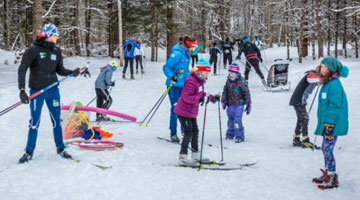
[122,36,140,80]
[163,36,198,143]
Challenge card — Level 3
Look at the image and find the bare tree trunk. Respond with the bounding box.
[327,0,331,55]
[200,0,207,50]
[166,0,175,58]
[85,0,91,57]
[335,0,340,58]
[74,0,81,56]
[108,0,114,57]
[2,0,9,49]
[354,12,359,58]
[298,1,305,63]
[316,0,324,58]
[150,6,156,62]
[342,0,347,58]
[117,0,124,66]
[33,0,42,39]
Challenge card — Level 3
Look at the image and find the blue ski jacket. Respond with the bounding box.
[163,43,190,87]
[123,40,140,58]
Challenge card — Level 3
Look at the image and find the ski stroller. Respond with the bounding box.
[264,59,291,92]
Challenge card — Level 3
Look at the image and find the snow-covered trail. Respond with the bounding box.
[0,47,359,200]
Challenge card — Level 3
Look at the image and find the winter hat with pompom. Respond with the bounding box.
[38,23,59,38]
[321,56,349,78]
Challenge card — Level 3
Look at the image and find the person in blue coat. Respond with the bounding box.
[95,60,118,121]
[163,36,198,143]
[312,56,349,190]
[122,36,140,80]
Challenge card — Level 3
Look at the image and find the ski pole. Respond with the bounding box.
[139,83,173,126]
[0,74,73,117]
[310,83,321,151]
[198,99,208,171]
[143,83,174,127]
[257,58,269,72]
[218,101,224,162]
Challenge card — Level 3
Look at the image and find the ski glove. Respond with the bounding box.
[171,76,177,84]
[258,57,263,62]
[244,103,251,115]
[222,101,227,110]
[324,123,335,140]
[20,89,29,104]
[109,81,115,87]
[235,55,240,60]
[72,68,81,77]
[209,94,221,104]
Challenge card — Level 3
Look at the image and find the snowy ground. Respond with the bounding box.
[0,47,359,200]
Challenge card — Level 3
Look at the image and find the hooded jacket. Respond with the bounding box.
[163,43,190,87]
[18,39,72,90]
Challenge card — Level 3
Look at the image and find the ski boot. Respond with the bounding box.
[179,154,199,167]
[191,151,210,164]
[261,79,267,87]
[225,136,234,140]
[96,114,111,122]
[136,69,139,74]
[130,75,135,80]
[141,69,145,74]
[235,138,243,143]
[170,135,180,143]
[318,173,339,190]
[301,136,314,148]
[312,169,329,184]
[122,74,126,79]
[19,151,33,164]
[293,135,302,147]
[57,149,72,160]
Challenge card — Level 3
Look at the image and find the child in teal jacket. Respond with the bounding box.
[312,56,349,190]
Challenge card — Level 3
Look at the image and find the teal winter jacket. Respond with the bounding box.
[314,78,348,136]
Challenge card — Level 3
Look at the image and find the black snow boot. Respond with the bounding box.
[293,136,302,147]
[131,75,135,80]
[301,137,314,148]
[19,151,33,164]
[318,173,339,190]
[57,149,72,160]
[122,74,126,79]
[312,169,329,184]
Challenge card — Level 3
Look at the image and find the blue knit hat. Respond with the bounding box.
[321,56,349,78]
[196,58,211,72]
[38,23,59,38]
[243,37,249,44]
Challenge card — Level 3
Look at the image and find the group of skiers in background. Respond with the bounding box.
[15,22,349,190]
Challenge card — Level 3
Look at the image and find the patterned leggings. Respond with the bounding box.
[322,135,338,172]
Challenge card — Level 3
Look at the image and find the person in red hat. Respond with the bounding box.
[221,63,251,143]
[174,58,220,166]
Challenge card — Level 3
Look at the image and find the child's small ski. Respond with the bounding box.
[279,145,321,150]
[73,159,112,170]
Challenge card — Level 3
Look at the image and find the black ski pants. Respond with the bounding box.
[294,105,309,137]
[191,55,198,68]
[178,116,199,154]
[95,88,112,117]
[135,55,143,70]
[123,57,134,76]
[223,53,232,67]
[244,59,265,81]
[210,56,218,75]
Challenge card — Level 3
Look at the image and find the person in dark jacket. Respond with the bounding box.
[209,42,222,75]
[221,63,251,143]
[122,36,140,80]
[236,36,266,86]
[18,23,81,163]
[289,70,319,148]
[95,60,118,121]
[221,38,234,68]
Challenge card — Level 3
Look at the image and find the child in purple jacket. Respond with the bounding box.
[174,58,220,166]
[221,63,251,143]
